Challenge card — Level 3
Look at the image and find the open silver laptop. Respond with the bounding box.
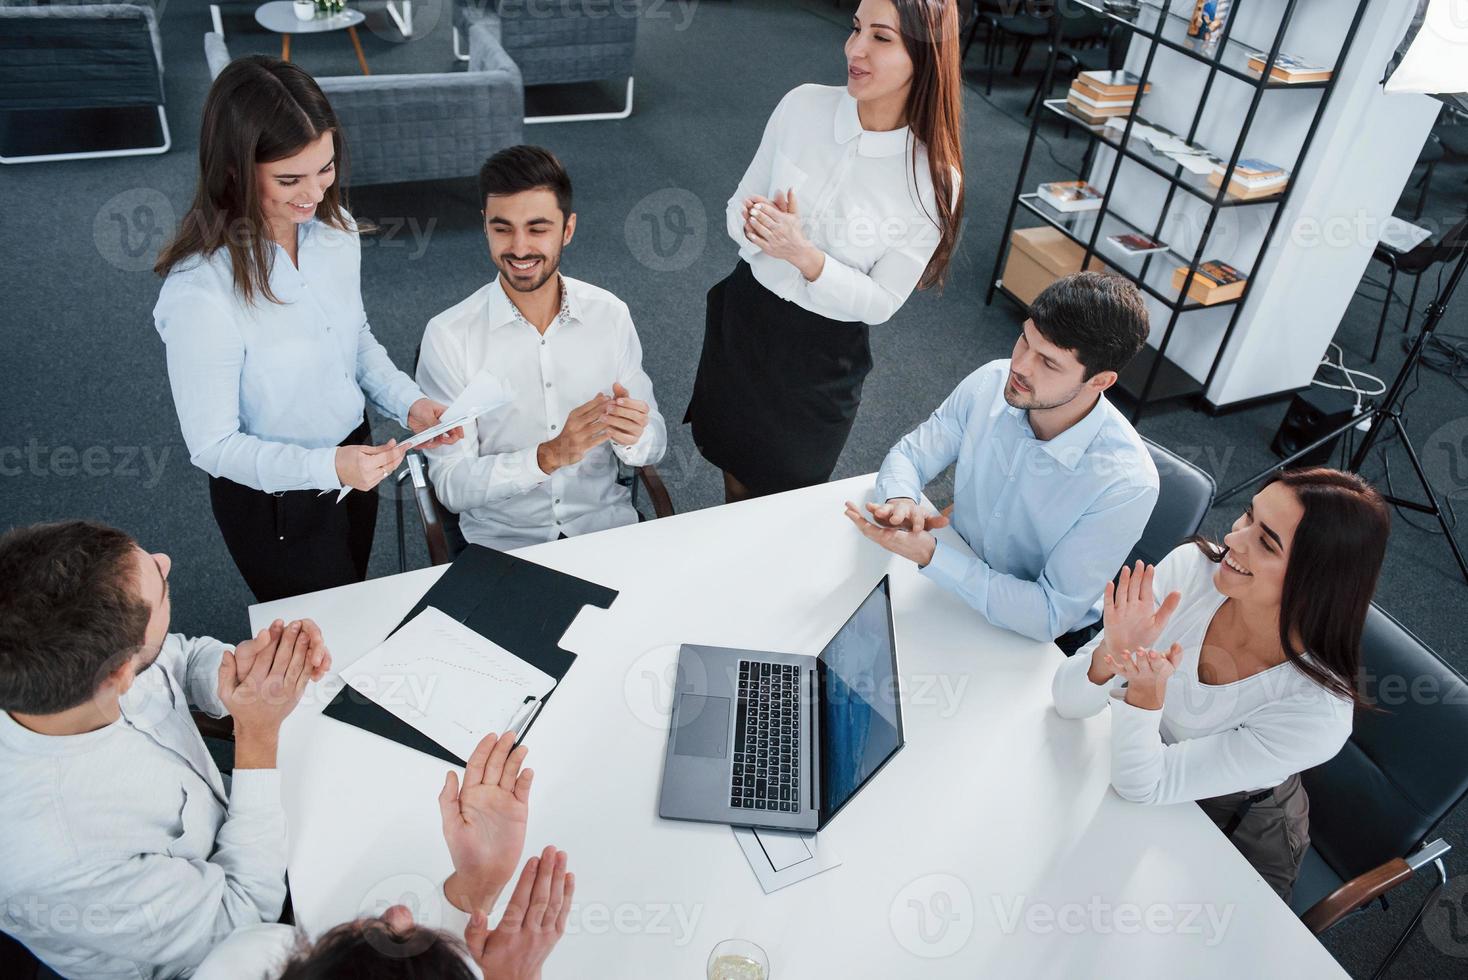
[657,576,904,832]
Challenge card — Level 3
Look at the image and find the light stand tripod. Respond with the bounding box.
[1216,230,1468,585]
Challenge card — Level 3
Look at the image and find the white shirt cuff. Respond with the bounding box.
[311,446,342,492]
[227,768,282,813]
[920,539,976,595]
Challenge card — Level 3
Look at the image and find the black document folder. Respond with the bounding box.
[322,545,618,766]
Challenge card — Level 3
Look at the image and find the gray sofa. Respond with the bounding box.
[0,0,169,163]
[453,0,636,121]
[204,20,524,187]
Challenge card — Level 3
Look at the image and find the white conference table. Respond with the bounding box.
[250,475,1346,978]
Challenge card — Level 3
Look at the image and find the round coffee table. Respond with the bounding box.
[254,1,370,75]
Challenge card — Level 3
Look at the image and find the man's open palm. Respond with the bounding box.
[439,732,534,903]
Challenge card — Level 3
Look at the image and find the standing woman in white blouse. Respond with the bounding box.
[1052,468,1390,901]
[685,0,964,501]
[153,57,460,602]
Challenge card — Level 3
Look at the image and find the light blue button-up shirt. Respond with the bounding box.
[154,215,422,493]
[875,359,1158,642]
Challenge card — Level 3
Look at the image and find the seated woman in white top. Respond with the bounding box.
[1052,467,1390,900]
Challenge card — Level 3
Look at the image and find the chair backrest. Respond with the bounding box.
[1053,1,1107,40]
[1301,605,1468,880]
[0,4,162,110]
[483,0,636,86]
[1124,437,1216,567]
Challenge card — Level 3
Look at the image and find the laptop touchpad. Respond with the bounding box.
[673,695,729,758]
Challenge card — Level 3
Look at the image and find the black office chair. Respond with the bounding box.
[1365,214,1468,363]
[958,0,1010,78]
[1122,437,1217,567]
[1289,605,1467,977]
[398,450,674,567]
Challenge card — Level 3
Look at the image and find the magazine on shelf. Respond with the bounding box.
[1108,233,1170,255]
[1037,181,1104,213]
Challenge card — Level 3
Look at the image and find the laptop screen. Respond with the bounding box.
[817,577,903,824]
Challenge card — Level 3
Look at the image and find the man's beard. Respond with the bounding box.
[495,248,562,293]
[1002,375,1086,412]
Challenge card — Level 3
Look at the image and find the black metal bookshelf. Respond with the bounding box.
[986,0,1373,424]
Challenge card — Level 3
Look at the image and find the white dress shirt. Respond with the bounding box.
[727,83,945,325]
[876,360,1158,641]
[154,215,424,493]
[1052,545,1354,804]
[416,275,667,551]
[0,634,287,979]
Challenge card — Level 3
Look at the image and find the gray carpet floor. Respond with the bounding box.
[2,0,1467,975]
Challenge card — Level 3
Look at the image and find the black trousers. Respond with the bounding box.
[209,419,378,603]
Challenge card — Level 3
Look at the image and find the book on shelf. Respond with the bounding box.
[1067,85,1138,111]
[1037,181,1104,213]
[1207,158,1290,199]
[1246,51,1332,84]
[1172,260,1247,304]
[1076,70,1152,99]
[1066,96,1131,124]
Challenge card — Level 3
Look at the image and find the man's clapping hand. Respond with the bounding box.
[217,619,318,767]
[465,846,574,980]
[230,618,331,683]
[440,732,533,914]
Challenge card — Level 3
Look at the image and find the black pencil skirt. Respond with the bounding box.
[208,418,378,603]
[684,260,873,496]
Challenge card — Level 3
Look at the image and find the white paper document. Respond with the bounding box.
[332,370,517,501]
[444,369,516,424]
[733,826,843,893]
[339,606,556,761]
[404,413,476,450]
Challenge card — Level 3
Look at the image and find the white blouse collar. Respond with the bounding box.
[834,90,912,159]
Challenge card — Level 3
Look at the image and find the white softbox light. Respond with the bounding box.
[1383,0,1468,108]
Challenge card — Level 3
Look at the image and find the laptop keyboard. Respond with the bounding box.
[730,660,801,813]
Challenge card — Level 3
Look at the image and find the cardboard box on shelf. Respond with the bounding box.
[1002,227,1114,306]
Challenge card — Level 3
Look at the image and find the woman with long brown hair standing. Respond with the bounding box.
[153,56,460,603]
[685,0,964,502]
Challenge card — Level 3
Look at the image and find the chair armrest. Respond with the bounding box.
[637,465,675,519]
[1302,857,1414,934]
[204,30,231,80]
[406,453,454,566]
[466,10,514,74]
[191,710,234,743]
